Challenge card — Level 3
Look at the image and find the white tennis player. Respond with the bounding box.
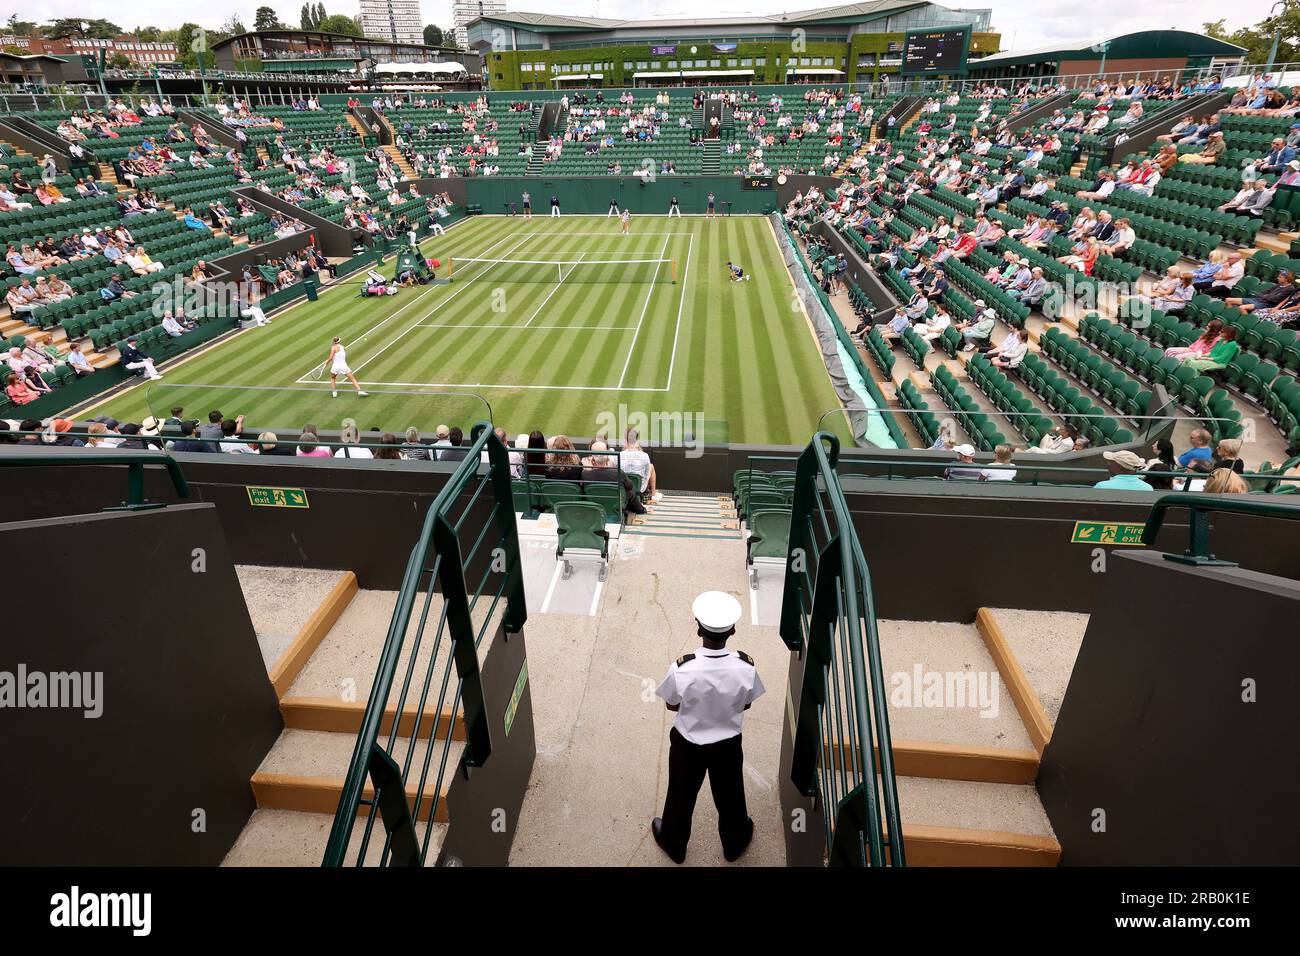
[326,336,367,398]
[620,208,631,236]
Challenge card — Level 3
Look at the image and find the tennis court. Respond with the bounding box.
[92,215,850,446]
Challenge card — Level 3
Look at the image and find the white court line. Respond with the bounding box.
[589,578,605,617]
[292,225,523,383]
[350,378,671,392]
[522,251,586,328]
[348,230,541,376]
[616,235,671,388]
[539,563,563,614]
[664,233,694,390]
[414,323,638,331]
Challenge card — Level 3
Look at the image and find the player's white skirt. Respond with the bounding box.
[331,362,352,376]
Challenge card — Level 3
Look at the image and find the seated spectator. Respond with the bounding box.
[1219,179,1275,217]
[956,305,997,351]
[119,337,162,379]
[374,433,405,460]
[4,371,40,405]
[401,426,431,460]
[1178,132,1225,165]
[1177,428,1214,469]
[438,426,469,462]
[944,443,982,480]
[1212,438,1245,475]
[1182,325,1239,372]
[1226,270,1294,312]
[979,444,1017,481]
[251,432,295,456]
[985,327,1028,370]
[296,427,332,457]
[545,435,583,480]
[170,419,219,453]
[1093,450,1154,491]
[620,429,660,501]
[1030,423,1078,454]
[334,419,374,459]
[1202,464,1248,493]
[1166,320,1225,360]
[1192,252,1243,298]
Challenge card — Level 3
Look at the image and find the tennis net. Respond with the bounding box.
[445,256,676,284]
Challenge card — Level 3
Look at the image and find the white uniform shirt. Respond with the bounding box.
[656,648,765,745]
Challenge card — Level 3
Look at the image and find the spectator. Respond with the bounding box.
[438,426,469,462]
[1093,450,1154,491]
[334,419,373,459]
[620,429,661,501]
[1177,429,1214,469]
[401,426,431,460]
[4,371,39,405]
[374,433,405,460]
[545,435,583,480]
[170,420,219,453]
[1203,468,1249,494]
[980,444,1017,481]
[255,432,297,456]
[296,427,332,458]
[944,443,982,480]
[1212,438,1245,474]
[1183,325,1239,372]
[1192,252,1244,298]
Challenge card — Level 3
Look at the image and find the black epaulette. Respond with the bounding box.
[736,651,755,666]
[676,653,696,667]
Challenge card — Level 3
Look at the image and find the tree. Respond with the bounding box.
[423,24,443,46]
[316,3,327,26]
[317,14,362,36]
[1204,11,1300,65]
[106,52,132,69]
[222,15,248,36]
[442,27,462,50]
[7,17,41,36]
[254,7,283,32]
[134,26,162,42]
[44,18,122,39]
[175,22,215,69]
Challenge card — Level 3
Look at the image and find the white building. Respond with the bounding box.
[452,0,505,49]
[359,0,425,47]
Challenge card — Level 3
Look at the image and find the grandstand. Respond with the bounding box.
[1,5,1298,895]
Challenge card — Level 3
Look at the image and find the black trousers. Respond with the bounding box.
[660,727,752,860]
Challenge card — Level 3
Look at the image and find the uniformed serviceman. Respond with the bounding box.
[652,591,765,864]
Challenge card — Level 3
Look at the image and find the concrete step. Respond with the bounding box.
[222,808,447,866]
[980,607,1089,733]
[235,566,357,685]
[897,776,1059,866]
[250,728,462,823]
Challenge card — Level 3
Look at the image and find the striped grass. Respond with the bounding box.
[93,215,850,446]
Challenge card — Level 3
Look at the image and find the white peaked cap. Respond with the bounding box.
[693,591,743,633]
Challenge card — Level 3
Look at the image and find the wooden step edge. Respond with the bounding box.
[900,823,1060,866]
[250,772,450,823]
[831,739,1040,785]
[268,571,359,698]
[975,608,1054,755]
[279,696,465,741]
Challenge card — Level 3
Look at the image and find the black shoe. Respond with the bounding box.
[652,818,685,864]
[722,818,755,862]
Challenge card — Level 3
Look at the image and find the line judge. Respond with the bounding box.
[652,591,764,864]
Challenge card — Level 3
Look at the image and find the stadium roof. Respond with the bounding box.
[970,29,1245,70]
[471,2,939,33]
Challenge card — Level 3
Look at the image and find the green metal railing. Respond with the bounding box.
[777,431,904,867]
[0,449,189,510]
[1142,494,1300,567]
[322,422,526,867]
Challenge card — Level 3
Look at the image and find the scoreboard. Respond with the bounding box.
[901,26,971,75]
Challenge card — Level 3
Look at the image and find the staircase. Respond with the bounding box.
[343,111,371,140]
[701,140,721,175]
[224,566,467,865]
[626,493,739,540]
[382,144,417,180]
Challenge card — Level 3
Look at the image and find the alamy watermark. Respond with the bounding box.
[0,664,103,718]
[594,404,708,459]
[889,664,1000,719]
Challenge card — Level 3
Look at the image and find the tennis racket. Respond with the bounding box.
[310,360,328,381]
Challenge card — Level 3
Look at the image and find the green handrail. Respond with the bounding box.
[1142,493,1300,566]
[778,431,904,867]
[322,422,526,867]
[0,449,189,510]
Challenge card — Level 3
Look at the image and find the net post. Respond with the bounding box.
[447,257,453,278]
[672,258,678,283]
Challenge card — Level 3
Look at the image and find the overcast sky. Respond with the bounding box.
[17,0,1283,50]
